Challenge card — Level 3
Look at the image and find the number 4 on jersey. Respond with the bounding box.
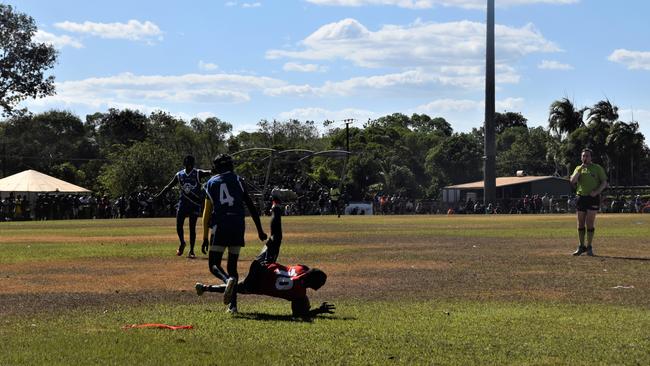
[219,183,235,206]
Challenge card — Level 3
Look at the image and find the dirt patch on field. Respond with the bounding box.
[2,218,650,317]
[0,235,175,244]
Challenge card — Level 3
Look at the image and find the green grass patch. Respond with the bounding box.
[0,239,353,265]
[1,300,647,366]
[2,215,649,364]
[0,218,171,237]
[282,214,650,239]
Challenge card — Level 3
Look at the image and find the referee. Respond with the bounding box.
[569,148,608,256]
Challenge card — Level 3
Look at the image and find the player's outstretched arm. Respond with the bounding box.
[292,298,335,319]
[155,175,178,199]
[308,302,336,317]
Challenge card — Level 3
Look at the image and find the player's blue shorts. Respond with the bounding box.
[177,202,201,217]
[212,215,246,247]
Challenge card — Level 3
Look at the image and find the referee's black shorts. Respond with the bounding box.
[576,195,600,212]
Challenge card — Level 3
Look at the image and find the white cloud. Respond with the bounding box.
[265,84,317,97]
[283,62,328,72]
[24,72,286,113]
[198,60,219,71]
[265,70,439,97]
[538,60,573,70]
[267,19,559,69]
[496,97,525,111]
[277,107,377,123]
[266,65,519,97]
[194,111,218,120]
[608,49,650,71]
[54,20,163,42]
[225,1,262,8]
[305,0,578,10]
[33,30,83,49]
[414,97,524,113]
[416,98,482,112]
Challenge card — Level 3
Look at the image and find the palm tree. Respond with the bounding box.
[545,134,565,176]
[586,99,619,126]
[606,121,645,185]
[548,98,585,137]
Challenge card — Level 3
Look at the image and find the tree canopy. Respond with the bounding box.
[1,98,648,199]
[0,4,57,116]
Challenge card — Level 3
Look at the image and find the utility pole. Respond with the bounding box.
[483,0,496,206]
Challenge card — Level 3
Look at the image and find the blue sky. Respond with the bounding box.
[7,0,650,138]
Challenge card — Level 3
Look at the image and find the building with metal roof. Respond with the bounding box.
[442,175,571,203]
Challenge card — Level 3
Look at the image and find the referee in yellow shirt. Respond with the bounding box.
[569,148,608,256]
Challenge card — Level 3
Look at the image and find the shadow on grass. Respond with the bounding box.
[235,312,356,323]
[595,255,650,261]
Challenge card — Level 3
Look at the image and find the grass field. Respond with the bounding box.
[1,214,649,365]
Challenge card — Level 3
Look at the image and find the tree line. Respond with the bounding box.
[1,4,648,201]
[1,99,648,201]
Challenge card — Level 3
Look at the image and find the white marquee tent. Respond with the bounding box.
[0,170,91,196]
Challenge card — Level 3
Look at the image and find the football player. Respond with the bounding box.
[201,154,267,313]
[155,155,211,258]
[255,188,295,264]
[197,187,334,318]
[195,258,334,319]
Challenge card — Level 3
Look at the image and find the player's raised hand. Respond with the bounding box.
[201,238,209,254]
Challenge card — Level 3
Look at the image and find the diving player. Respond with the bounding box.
[197,187,334,318]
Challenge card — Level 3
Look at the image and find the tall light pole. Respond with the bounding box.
[484,0,496,206]
[343,119,354,153]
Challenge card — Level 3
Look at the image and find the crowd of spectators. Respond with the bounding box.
[0,193,30,221]
[0,189,177,221]
[2,185,649,221]
[445,194,650,215]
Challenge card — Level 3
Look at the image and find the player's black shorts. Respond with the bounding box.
[576,195,600,212]
[240,259,266,293]
[212,216,245,247]
[177,202,201,217]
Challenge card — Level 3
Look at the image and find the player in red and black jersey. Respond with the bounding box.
[196,188,334,318]
[255,187,294,265]
[196,258,334,319]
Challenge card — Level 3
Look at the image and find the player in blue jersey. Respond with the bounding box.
[201,154,267,312]
[156,155,212,258]
[196,187,334,318]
